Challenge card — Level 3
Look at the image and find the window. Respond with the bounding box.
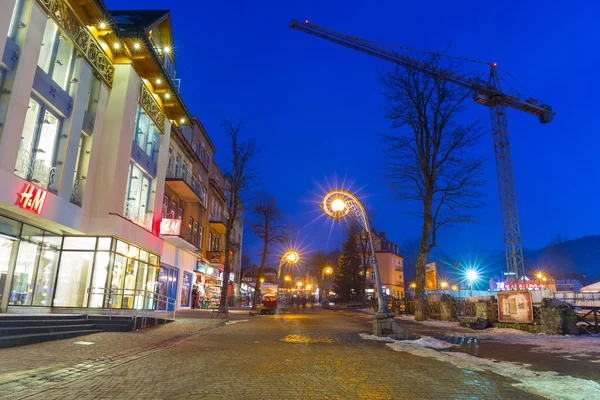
[14,97,62,192]
[162,196,169,218]
[370,272,375,281]
[192,221,199,246]
[175,154,181,176]
[70,131,91,206]
[169,200,176,218]
[182,160,189,180]
[38,20,75,91]
[123,162,154,230]
[133,106,159,162]
[198,226,204,249]
[178,199,184,219]
[8,0,24,39]
[168,147,173,171]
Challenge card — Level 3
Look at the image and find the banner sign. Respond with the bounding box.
[160,218,182,235]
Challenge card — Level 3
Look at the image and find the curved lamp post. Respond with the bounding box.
[321,190,391,316]
[277,251,300,302]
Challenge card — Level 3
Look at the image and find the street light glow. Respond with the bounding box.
[536,272,543,279]
[451,285,459,291]
[285,251,299,264]
[306,284,312,290]
[466,270,478,282]
[323,266,333,275]
[296,281,303,287]
[284,275,291,281]
[331,198,346,212]
[440,281,448,289]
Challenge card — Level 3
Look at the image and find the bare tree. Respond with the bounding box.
[379,54,486,320]
[399,237,421,284]
[219,121,259,314]
[249,195,288,310]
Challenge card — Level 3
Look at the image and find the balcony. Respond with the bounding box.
[165,168,205,203]
[160,218,198,252]
[209,215,227,234]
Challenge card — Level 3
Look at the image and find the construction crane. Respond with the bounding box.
[289,19,555,282]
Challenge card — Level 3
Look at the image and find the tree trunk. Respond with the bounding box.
[219,235,232,313]
[414,196,433,321]
[252,238,269,310]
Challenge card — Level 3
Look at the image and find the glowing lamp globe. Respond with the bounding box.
[466,270,478,282]
[331,198,346,212]
[286,252,298,263]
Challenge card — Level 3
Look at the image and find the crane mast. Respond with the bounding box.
[290,19,555,281]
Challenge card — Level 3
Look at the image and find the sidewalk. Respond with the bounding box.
[0,315,225,380]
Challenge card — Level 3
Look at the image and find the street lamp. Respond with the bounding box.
[306,284,312,291]
[323,266,333,276]
[284,275,292,282]
[466,270,478,295]
[440,281,448,290]
[296,281,303,288]
[321,189,390,316]
[409,282,416,289]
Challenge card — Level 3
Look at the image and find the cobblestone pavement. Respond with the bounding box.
[0,308,559,399]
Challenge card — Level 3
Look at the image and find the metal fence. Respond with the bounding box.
[554,292,600,307]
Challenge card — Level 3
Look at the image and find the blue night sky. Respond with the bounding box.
[107,0,599,263]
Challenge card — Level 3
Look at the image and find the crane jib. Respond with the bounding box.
[290,18,556,281]
[290,20,554,124]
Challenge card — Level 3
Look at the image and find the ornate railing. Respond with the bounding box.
[14,148,58,193]
[140,83,166,133]
[36,0,114,87]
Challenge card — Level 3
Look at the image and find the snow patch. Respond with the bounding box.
[360,333,454,349]
[73,341,95,345]
[384,340,600,399]
[225,319,249,325]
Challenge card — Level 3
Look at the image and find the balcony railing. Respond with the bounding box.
[166,168,206,204]
[161,220,198,248]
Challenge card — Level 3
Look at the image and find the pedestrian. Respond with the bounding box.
[191,285,198,309]
[301,295,307,309]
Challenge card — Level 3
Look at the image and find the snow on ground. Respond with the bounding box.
[361,334,600,400]
[225,319,249,325]
[396,315,600,356]
[360,333,454,349]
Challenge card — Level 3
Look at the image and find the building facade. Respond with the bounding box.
[0,1,243,314]
[362,231,405,299]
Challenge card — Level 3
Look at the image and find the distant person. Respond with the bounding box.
[301,295,307,309]
[191,286,198,309]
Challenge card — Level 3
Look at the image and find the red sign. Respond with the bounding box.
[160,218,182,235]
[17,183,47,214]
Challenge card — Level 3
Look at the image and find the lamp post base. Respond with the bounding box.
[373,312,408,340]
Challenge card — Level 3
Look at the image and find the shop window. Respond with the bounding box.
[181,272,192,307]
[53,251,94,307]
[123,161,154,231]
[97,237,112,251]
[62,236,96,250]
[88,251,110,307]
[71,131,92,206]
[37,19,75,91]
[133,106,159,162]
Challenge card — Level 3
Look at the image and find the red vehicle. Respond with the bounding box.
[260,294,277,315]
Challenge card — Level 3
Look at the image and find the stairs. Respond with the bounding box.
[0,314,135,349]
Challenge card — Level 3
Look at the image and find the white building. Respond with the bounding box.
[0,1,195,313]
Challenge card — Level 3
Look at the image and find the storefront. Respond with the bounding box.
[157,264,178,311]
[194,260,222,307]
[0,214,160,312]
